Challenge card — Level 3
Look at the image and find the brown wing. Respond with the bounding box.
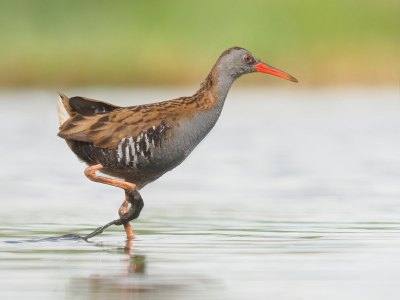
[58,89,218,150]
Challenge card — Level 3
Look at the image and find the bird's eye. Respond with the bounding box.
[244,55,252,62]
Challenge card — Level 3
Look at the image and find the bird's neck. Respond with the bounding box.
[213,67,237,102]
[168,64,238,157]
[195,63,236,110]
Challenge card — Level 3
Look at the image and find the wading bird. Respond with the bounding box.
[57,47,297,240]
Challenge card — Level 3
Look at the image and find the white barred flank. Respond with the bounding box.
[117,141,123,162]
[116,122,168,167]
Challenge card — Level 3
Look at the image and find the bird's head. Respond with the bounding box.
[216,47,298,83]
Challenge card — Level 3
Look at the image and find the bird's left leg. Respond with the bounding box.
[82,164,144,240]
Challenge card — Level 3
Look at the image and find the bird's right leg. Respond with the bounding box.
[82,164,144,240]
[118,194,135,240]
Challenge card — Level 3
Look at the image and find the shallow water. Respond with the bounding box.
[0,87,399,299]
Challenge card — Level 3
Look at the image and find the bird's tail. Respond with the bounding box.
[57,92,70,126]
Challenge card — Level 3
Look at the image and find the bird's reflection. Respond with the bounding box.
[124,240,146,274]
[67,239,219,300]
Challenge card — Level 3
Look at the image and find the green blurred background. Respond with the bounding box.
[0,0,398,88]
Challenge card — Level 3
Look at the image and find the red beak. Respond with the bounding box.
[254,62,298,83]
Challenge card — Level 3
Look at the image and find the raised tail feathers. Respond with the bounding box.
[57,93,70,126]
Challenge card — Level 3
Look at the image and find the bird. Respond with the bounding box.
[57,47,297,240]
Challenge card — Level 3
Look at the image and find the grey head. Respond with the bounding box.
[215,47,298,84]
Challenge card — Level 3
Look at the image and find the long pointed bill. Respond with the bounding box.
[254,62,298,83]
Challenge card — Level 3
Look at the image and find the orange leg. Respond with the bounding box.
[83,164,143,240]
[118,195,135,240]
